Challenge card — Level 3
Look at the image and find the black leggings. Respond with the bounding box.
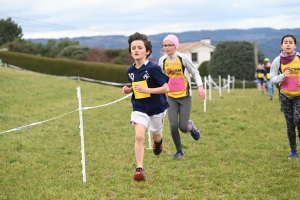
[280,93,300,150]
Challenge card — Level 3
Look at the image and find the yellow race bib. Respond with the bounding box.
[132,80,151,99]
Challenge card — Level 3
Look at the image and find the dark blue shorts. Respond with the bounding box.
[257,79,264,85]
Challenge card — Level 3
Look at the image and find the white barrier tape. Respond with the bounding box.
[210,79,229,89]
[0,109,78,135]
[209,78,220,88]
[0,93,133,135]
[82,93,132,110]
[79,77,131,87]
[208,78,234,89]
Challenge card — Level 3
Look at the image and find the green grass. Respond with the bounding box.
[0,67,299,199]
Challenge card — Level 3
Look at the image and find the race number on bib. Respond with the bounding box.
[132,80,151,99]
[281,77,299,91]
[168,77,185,92]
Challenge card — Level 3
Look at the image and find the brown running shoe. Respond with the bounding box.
[134,167,146,181]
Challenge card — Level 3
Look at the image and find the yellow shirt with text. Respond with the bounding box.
[163,57,190,98]
[281,56,300,97]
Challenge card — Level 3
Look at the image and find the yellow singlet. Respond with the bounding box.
[163,57,190,98]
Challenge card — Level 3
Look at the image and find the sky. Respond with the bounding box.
[2,0,300,39]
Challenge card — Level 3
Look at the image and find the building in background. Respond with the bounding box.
[161,38,215,68]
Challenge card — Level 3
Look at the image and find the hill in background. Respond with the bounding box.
[29,28,300,64]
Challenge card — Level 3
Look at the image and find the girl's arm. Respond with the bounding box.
[181,53,203,87]
[270,56,285,84]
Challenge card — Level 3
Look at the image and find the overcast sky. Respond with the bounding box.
[2,0,300,39]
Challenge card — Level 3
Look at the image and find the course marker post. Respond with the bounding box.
[219,75,222,97]
[227,75,230,93]
[204,76,207,112]
[146,129,152,149]
[208,75,212,101]
[76,86,87,183]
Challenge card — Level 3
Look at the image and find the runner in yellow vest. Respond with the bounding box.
[270,34,300,159]
[158,34,205,158]
[263,58,274,99]
[255,63,265,95]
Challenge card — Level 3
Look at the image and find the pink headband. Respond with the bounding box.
[163,34,179,49]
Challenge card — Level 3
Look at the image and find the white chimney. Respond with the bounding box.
[200,38,211,44]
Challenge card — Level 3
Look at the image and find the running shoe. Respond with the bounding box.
[189,120,200,140]
[288,149,298,159]
[173,151,185,158]
[153,139,163,156]
[134,167,146,181]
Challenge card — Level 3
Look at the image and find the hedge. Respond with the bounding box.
[0,51,129,83]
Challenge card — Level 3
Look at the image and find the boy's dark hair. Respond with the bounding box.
[128,32,152,58]
[281,34,297,45]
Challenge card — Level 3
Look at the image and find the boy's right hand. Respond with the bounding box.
[122,86,132,94]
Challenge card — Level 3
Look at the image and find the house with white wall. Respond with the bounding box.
[161,38,215,68]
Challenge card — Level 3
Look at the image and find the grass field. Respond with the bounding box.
[0,67,299,199]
